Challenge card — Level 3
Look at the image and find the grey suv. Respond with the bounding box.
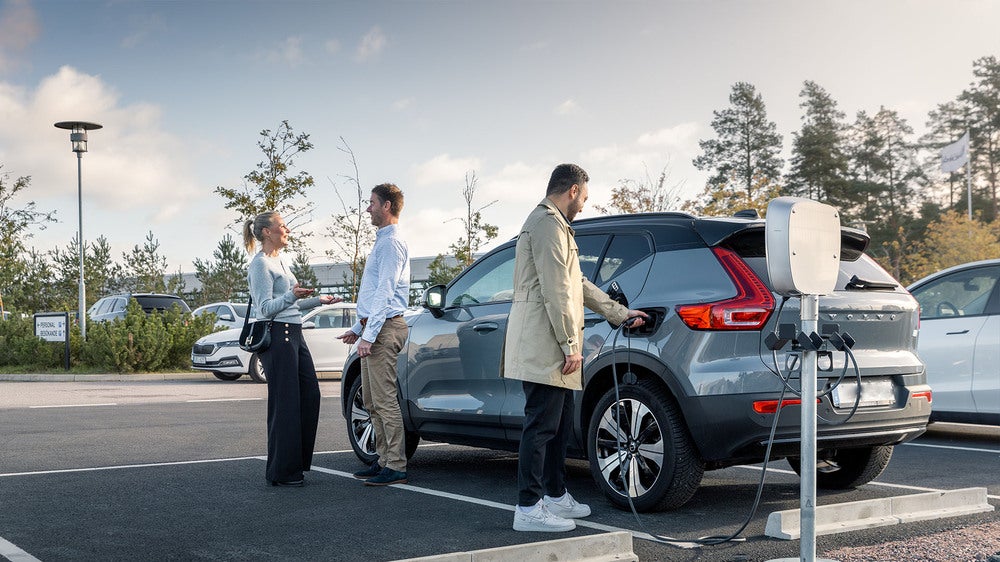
[88,293,191,322]
[339,212,931,511]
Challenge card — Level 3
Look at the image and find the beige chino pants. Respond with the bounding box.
[360,316,409,472]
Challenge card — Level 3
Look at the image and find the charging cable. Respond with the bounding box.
[605,317,793,547]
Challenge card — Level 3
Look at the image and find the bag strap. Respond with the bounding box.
[242,295,254,329]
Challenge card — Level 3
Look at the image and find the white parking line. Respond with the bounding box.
[903,442,1000,455]
[0,535,42,562]
[27,403,117,409]
[186,398,265,403]
[735,464,1000,500]
[0,456,264,478]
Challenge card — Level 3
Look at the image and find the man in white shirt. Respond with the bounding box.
[338,183,411,486]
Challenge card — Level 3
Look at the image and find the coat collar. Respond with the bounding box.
[538,197,574,233]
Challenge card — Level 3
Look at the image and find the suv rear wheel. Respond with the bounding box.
[587,379,704,511]
[786,445,893,489]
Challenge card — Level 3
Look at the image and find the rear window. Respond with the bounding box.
[134,296,191,313]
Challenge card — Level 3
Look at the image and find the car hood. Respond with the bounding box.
[196,327,242,344]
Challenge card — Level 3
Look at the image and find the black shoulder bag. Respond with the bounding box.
[239,296,272,353]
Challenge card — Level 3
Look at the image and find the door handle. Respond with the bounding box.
[946,330,969,335]
[473,322,499,333]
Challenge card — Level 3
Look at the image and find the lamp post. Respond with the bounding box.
[54,121,102,340]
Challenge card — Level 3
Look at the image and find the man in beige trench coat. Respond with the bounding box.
[504,163,648,532]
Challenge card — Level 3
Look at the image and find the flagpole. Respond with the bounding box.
[966,130,973,221]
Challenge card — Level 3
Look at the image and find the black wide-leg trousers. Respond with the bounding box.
[262,322,321,483]
[517,380,574,507]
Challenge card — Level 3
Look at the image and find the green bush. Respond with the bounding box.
[82,299,171,372]
[162,305,218,369]
[0,315,62,369]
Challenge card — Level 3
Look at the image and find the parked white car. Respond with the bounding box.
[191,302,358,383]
[908,259,1000,425]
[191,302,249,330]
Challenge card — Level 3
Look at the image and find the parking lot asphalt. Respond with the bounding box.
[0,376,997,561]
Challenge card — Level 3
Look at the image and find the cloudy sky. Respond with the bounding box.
[1,0,998,272]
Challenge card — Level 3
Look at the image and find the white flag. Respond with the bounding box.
[940,132,970,173]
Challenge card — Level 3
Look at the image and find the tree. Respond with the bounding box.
[291,249,319,289]
[845,108,924,278]
[50,235,123,310]
[900,211,1000,284]
[692,82,784,214]
[193,234,248,304]
[0,168,55,312]
[325,137,375,302]
[594,163,683,214]
[426,172,498,285]
[121,231,169,293]
[958,55,1000,220]
[787,81,850,206]
[215,120,316,246]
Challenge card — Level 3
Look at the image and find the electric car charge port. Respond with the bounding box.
[625,307,666,336]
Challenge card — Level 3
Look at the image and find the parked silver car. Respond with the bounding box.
[191,302,249,330]
[907,259,1000,425]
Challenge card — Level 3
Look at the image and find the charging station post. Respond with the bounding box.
[765,197,842,562]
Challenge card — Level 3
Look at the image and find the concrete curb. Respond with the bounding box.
[391,531,637,562]
[765,487,995,540]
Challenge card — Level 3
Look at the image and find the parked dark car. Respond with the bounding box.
[340,212,932,511]
[907,259,1000,425]
[88,293,191,322]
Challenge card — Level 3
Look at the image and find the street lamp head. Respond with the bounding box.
[54,121,103,154]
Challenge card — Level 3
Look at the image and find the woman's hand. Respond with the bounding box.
[319,295,342,305]
[292,283,315,299]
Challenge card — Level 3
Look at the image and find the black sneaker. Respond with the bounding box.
[353,461,381,479]
[364,467,408,486]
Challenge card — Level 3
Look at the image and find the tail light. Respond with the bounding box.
[675,247,775,330]
[912,390,932,403]
[753,398,820,414]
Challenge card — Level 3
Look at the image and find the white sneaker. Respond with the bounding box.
[512,502,576,532]
[543,492,591,519]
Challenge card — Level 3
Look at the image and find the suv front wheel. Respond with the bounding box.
[587,379,704,511]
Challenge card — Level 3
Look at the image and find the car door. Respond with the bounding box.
[303,306,357,371]
[913,265,1000,416]
[404,245,515,440]
[500,232,655,441]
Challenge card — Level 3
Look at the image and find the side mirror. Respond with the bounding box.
[219,313,234,322]
[422,285,446,318]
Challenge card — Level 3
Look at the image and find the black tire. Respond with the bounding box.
[786,445,894,489]
[212,371,243,381]
[587,379,704,512]
[345,375,419,465]
[248,353,267,384]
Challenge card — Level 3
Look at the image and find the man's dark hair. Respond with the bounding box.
[546,163,589,196]
[372,183,404,217]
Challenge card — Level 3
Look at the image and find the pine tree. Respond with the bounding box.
[958,55,1000,220]
[692,82,784,215]
[787,81,850,206]
[193,234,248,304]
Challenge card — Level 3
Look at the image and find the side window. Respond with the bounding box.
[93,298,112,315]
[575,234,610,282]
[446,246,516,306]
[912,265,1000,319]
[113,298,128,313]
[596,234,653,286]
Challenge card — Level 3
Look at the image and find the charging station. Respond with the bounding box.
[765,197,841,562]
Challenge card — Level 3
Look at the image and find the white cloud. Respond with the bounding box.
[392,97,414,111]
[411,154,482,187]
[0,0,39,72]
[325,38,341,55]
[555,99,580,116]
[265,36,305,66]
[356,26,386,61]
[0,66,204,267]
